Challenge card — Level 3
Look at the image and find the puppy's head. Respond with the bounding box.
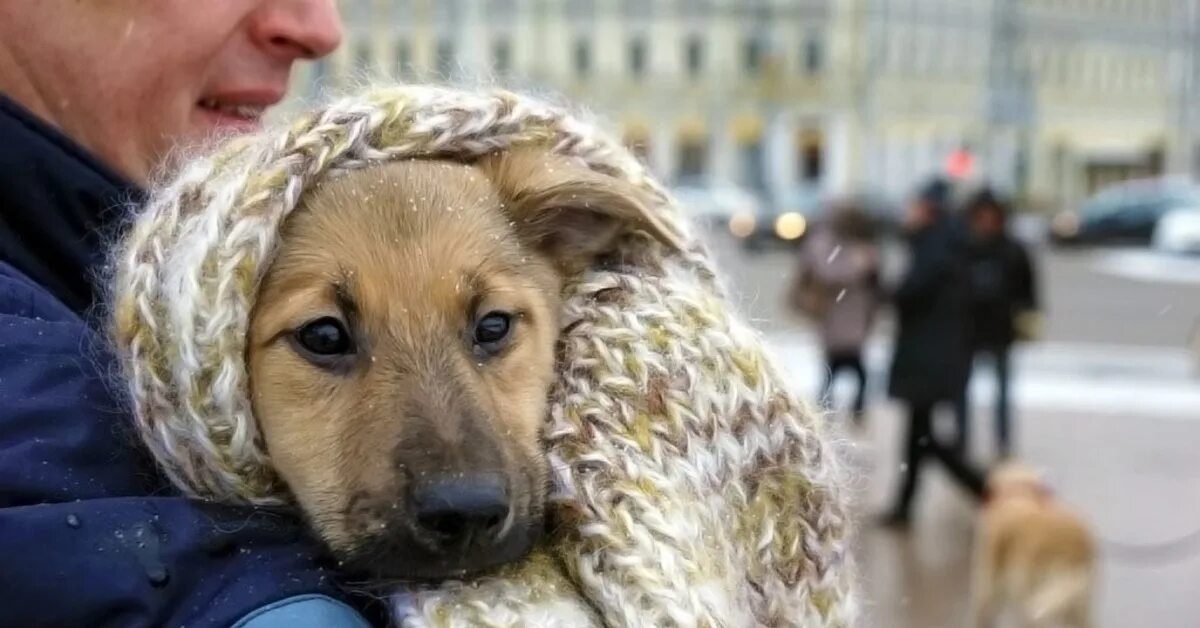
[247,148,676,579]
[985,460,1049,503]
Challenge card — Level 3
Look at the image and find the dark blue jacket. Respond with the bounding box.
[0,95,377,628]
[887,214,972,405]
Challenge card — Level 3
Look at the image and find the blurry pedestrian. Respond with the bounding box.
[957,188,1039,459]
[789,202,881,424]
[880,178,985,528]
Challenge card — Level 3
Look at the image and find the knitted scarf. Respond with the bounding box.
[109,85,856,627]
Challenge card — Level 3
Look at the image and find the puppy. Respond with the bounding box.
[246,148,678,579]
[970,461,1096,628]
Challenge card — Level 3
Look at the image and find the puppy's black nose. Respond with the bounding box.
[411,474,510,547]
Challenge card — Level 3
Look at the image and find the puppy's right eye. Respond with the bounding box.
[472,311,512,355]
[295,317,354,357]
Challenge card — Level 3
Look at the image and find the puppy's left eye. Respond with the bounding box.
[295,317,355,357]
[473,312,512,351]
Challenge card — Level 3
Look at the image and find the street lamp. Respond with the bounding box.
[985,0,1034,201]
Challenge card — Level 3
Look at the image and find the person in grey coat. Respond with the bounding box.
[791,203,881,424]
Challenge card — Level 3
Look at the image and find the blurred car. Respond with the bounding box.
[741,187,822,252]
[1050,178,1200,246]
[670,182,762,237]
[1152,208,1200,254]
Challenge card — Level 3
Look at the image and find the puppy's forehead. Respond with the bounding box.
[271,159,538,328]
[306,159,503,234]
[988,463,1043,488]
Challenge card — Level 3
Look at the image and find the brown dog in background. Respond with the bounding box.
[970,461,1096,627]
[246,148,678,580]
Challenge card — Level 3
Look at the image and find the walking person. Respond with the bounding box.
[957,188,1039,459]
[880,178,986,528]
[789,202,881,424]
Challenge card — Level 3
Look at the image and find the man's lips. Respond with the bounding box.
[196,90,286,126]
[197,98,269,121]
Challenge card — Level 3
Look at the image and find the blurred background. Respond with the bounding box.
[289,1,1200,626]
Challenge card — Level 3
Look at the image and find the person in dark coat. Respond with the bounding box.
[0,3,385,627]
[956,188,1039,459]
[880,178,985,528]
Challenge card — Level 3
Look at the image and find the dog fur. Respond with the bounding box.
[246,147,676,579]
[970,461,1096,628]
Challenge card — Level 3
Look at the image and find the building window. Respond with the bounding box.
[493,38,512,76]
[685,35,704,77]
[677,139,708,182]
[738,141,766,192]
[798,129,823,183]
[744,37,765,73]
[629,37,648,79]
[394,38,411,78]
[803,32,824,75]
[436,39,456,77]
[574,38,592,78]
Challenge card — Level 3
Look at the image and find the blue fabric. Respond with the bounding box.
[0,263,378,628]
[0,93,134,313]
[233,595,372,628]
[0,95,379,627]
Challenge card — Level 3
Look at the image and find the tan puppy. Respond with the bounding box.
[971,461,1096,628]
[246,148,677,579]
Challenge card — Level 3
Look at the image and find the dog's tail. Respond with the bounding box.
[1025,565,1092,623]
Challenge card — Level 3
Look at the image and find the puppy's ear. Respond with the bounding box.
[478,147,683,271]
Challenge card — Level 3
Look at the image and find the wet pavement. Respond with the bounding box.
[828,401,1200,628]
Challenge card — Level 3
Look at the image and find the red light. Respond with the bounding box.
[945,150,974,179]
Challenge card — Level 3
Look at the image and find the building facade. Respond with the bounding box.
[856,0,1197,209]
[285,0,1200,212]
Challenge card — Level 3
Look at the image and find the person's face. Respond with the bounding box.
[904,199,933,231]
[0,1,342,182]
[971,206,1004,239]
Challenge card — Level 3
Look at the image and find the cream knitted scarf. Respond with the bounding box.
[109,85,856,627]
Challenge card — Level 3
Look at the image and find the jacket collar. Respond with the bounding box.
[0,93,142,314]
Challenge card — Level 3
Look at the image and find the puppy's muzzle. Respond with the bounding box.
[338,411,542,579]
[411,472,511,551]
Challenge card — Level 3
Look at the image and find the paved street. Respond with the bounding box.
[697,229,1200,628]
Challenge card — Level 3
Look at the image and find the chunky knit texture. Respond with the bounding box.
[109,85,856,626]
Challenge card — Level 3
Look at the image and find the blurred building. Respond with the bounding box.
[859,0,1199,210]
[287,0,1200,212]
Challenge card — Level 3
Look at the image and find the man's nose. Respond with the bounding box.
[251,0,343,61]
